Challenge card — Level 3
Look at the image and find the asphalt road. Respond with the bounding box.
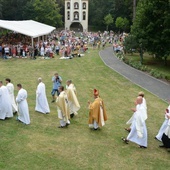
[99,47,170,102]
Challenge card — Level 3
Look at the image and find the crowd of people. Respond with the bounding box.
[0,30,124,60]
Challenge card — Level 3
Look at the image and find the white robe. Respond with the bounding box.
[0,85,13,119]
[66,83,80,115]
[16,88,30,124]
[127,104,148,147]
[6,82,18,113]
[165,119,170,138]
[141,97,147,121]
[35,82,50,114]
[155,105,170,141]
[126,97,147,128]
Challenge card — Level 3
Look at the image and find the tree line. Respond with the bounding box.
[0,0,135,31]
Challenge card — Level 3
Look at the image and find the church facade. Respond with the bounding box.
[65,0,89,32]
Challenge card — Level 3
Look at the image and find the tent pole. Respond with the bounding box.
[31,37,33,47]
[32,37,34,58]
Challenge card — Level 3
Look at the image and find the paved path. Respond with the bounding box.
[99,47,170,102]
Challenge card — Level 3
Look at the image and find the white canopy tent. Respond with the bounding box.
[0,20,56,47]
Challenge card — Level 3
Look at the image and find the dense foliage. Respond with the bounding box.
[130,0,170,64]
[0,0,62,27]
[0,0,134,31]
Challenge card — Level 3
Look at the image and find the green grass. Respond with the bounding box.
[0,49,170,170]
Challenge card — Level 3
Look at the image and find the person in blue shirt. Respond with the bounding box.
[51,73,62,103]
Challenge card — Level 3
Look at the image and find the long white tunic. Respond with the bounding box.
[0,85,13,119]
[35,82,50,114]
[127,104,148,147]
[141,97,147,121]
[16,88,30,124]
[6,82,18,113]
[155,105,170,141]
[126,97,147,128]
[165,119,170,139]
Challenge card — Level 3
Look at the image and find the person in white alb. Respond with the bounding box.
[155,102,170,141]
[125,91,147,133]
[5,78,18,114]
[16,84,30,125]
[0,81,13,120]
[122,96,148,148]
[35,77,50,114]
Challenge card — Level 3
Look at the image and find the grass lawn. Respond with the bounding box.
[0,48,170,170]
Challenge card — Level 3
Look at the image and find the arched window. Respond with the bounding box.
[74,2,79,9]
[67,11,70,20]
[67,2,70,9]
[83,12,86,20]
[74,12,79,20]
[83,2,86,9]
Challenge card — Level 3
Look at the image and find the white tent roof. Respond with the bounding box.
[0,20,56,38]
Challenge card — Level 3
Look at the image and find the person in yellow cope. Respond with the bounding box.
[56,86,70,128]
[66,80,80,118]
[88,89,107,130]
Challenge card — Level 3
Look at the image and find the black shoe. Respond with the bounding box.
[51,100,55,103]
[66,123,70,127]
[139,145,147,149]
[125,128,131,132]
[121,137,129,144]
[93,128,98,130]
[58,125,65,128]
[159,144,165,148]
[13,111,17,115]
[70,113,74,118]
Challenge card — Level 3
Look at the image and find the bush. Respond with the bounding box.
[124,60,168,80]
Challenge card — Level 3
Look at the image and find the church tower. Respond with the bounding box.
[65,0,89,32]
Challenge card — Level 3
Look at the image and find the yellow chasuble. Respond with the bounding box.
[56,91,70,119]
[66,83,80,113]
[88,97,107,127]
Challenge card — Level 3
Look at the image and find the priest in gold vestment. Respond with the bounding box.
[56,86,70,128]
[66,80,80,118]
[88,89,107,130]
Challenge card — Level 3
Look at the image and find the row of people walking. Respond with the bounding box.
[121,92,170,152]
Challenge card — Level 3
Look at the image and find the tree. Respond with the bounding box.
[104,14,114,31]
[33,0,62,27]
[0,0,62,28]
[0,0,2,18]
[88,0,134,31]
[115,17,130,32]
[0,0,30,20]
[131,0,170,65]
[133,0,137,21]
